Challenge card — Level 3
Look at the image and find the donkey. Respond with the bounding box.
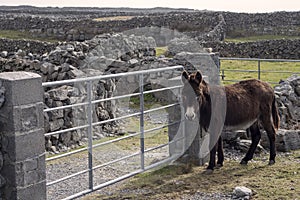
[181,70,279,172]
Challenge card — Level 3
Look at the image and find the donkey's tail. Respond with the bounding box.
[272,97,280,130]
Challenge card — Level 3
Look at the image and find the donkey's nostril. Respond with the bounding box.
[185,113,195,120]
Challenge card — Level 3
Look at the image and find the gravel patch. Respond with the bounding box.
[46,143,169,199]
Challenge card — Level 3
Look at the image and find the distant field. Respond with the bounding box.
[0,30,38,40]
[154,46,300,86]
[0,30,58,42]
[225,35,300,43]
[220,60,300,86]
[93,16,135,21]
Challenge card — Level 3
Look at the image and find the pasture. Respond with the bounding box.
[225,34,300,43]
[220,59,300,86]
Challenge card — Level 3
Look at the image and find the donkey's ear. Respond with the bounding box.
[195,71,203,85]
[181,70,189,83]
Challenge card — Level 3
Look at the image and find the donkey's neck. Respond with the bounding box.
[199,89,211,132]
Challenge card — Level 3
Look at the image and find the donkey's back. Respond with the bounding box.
[223,79,277,131]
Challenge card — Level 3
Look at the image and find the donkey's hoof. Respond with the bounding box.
[240,160,248,165]
[215,163,223,169]
[203,169,213,175]
[269,160,275,165]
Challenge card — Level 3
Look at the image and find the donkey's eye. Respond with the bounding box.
[195,96,200,101]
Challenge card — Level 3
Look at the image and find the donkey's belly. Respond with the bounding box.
[223,119,257,131]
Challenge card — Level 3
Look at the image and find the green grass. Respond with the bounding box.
[46,116,168,161]
[220,60,300,86]
[225,35,300,43]
[0,30,59,42]
[93,16,135,22]
[156,46,168,57]
[84,150,300,200]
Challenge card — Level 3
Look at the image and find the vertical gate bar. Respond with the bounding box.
[221,69,225,81]
[139,74,145,170]
[258,60,261,80]
[181,99,186,155]
[87,80,93,190]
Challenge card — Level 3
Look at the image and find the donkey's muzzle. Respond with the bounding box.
[184,106,197,121]
[185,112,196,121]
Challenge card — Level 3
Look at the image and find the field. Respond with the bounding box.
[220,60,300,86]
[156,46,300,86]
[0,30,59,42]
[225,34,300,43]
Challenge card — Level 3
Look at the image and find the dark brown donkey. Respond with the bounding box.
[181,70,279,172]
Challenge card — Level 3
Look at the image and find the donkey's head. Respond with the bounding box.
[181,70,207,121]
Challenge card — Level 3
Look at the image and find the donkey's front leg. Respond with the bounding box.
[206,144,217,172]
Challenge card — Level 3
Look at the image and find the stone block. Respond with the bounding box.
[49,118,64,132]
[261,129,300,152]
[24,170,39,186]
[0,103,44,135]
[23,158,38,172]
[0,72,42,106]
[14,130,45,161]
[17,180,46,200]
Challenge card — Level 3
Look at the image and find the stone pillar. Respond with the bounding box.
[0,72,46,200]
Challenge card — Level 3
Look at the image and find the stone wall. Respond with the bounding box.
[0,38,57,55]
[275,75,300,130]
[204,39,300,59]
[0,7,299,42]
[0,33,190,153]
[222,11,300,37]
[1,37,300,60]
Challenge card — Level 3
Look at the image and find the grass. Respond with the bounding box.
[156,46,168,57]
[113,117,168,151]
[225,35,300,43]
[46,115,168,162]
[0,30,59,42]
[93,16,135,22]
[83,150,300,200]
[220,60,300,86]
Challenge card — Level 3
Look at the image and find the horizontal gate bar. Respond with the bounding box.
[220,57,300,62]
[46,120,182,162]
[42,65,184,87]
[61,153,182,200]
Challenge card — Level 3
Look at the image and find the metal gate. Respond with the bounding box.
[42,66,185,199]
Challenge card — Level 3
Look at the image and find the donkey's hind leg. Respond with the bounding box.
[240,122,261,165]
[261,114,277,165]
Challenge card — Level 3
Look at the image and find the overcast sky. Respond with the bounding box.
[0,0,299,13]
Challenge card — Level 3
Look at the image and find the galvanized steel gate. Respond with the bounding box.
[43,66,185,199]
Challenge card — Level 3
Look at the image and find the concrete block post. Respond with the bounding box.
[0,72,46,200]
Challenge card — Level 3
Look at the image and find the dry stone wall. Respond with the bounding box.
[0,33,188,153]
[275,75,300,130]
[204,39,300,59]
[1,38,300,61]
[1,7,299,42]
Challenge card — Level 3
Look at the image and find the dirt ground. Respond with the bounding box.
[82,149,300,200]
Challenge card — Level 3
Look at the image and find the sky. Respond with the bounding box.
[0,0,299,13]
